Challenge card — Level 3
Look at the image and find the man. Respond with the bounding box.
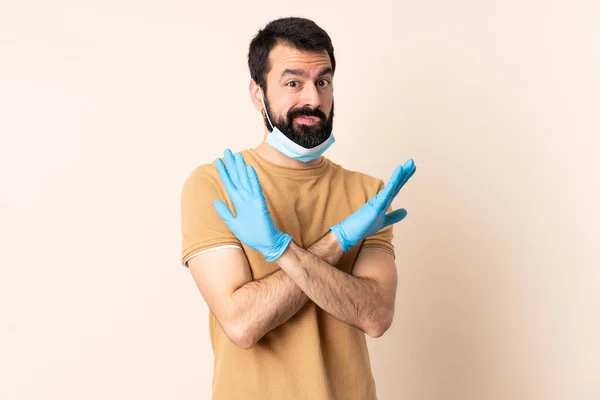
[181,17,416,400]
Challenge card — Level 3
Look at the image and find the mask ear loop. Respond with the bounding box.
[259,87,275,130]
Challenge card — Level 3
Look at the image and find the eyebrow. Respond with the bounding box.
[279,66,333,81]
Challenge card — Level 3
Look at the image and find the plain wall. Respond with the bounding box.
[1,1,598,399]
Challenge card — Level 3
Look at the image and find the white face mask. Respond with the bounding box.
[259,88,335,163]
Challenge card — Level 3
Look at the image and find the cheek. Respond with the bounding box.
[322,97,334,115]
[320,90,333,104]
[267,87,295,114]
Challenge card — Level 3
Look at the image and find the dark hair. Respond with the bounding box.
[248,17,336,92]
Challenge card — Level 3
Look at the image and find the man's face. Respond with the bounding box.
[262,44,334,149]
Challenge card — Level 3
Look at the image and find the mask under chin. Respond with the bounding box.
[266,126,336,163]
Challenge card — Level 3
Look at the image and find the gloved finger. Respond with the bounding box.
[375,165,404,208]
[382,160,416,209]
[384,208,408,227]
[216,158,237,196]
[213,199,235,222]
[224,149,241,189]
[394,159,414,188]
[247,165,265,198]
[388,159,414,198]
[235,152,252,193]
[392,163,416,199]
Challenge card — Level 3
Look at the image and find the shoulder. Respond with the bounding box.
[184,149,254,184]
[184,162,218,185]
[181,155,226,199]
[181,149,255,198]
[183,162,219,191]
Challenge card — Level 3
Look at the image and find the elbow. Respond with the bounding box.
[226,321,258,350]
[363,308,394,338]
[233,336,256,350]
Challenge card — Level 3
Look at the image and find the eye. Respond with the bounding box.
[286,80,299,88]
[318,79,331,88]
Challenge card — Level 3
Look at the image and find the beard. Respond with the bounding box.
[262,96,334,149]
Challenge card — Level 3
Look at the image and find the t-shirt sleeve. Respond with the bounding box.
[360,179,396,258]
[180,167,242,267]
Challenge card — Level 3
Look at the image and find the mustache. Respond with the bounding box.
[287,107,327,121]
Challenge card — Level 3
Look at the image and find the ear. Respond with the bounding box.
[249,80,263,112]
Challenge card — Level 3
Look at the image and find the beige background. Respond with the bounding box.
[1,1,599,399]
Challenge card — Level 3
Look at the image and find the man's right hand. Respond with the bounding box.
[213,149,293,262]
[329,159,417,252]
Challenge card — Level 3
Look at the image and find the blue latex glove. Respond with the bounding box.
[330,159,417,252]
[213,149,292,262]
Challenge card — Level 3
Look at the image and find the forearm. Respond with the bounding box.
[230,232,344,347]
[229,268,305,348]
[275,237,392,336]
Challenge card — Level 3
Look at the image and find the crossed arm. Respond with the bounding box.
[188,231,397,349]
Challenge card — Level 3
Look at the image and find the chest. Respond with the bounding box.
[243,175,366,279]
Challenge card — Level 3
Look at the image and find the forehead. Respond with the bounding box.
[267,43,331,78]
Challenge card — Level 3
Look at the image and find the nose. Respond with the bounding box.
[299,82,321,110]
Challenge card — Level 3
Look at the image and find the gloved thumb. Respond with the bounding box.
[384,208,408,227]
[214,199,235,223]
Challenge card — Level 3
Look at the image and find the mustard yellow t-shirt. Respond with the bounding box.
[181,148,395,400]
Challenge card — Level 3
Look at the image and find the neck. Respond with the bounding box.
[254,129,323,168]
